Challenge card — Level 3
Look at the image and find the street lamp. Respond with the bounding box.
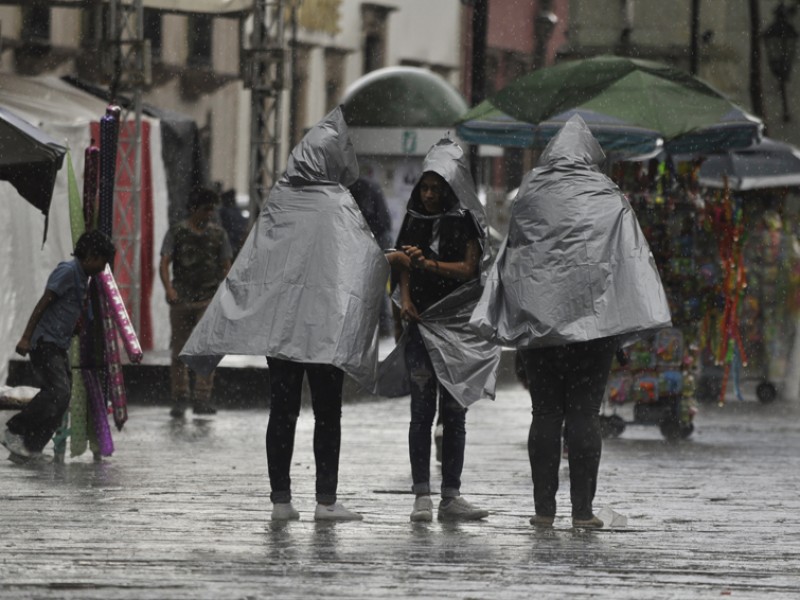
[762,2,799,122]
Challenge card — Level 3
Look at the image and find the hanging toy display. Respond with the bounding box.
[52,107,140,462]
[705,180,749,406]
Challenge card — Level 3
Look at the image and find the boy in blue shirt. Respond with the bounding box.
[2,230,116,459]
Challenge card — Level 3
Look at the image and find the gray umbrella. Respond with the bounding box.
[697,137,800,190]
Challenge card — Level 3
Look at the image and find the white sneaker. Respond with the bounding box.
[314,502,363,522]
[438,496,489,522]
[410,495,433,522]
[271,502,300,521]
[1,429,31,458]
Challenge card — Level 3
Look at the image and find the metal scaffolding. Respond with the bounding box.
[243,0,285,216]
[1,0,285,333]
[104,0,146,335]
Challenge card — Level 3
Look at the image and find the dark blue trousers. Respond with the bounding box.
[7,342,72,453]
[405,324,466,498]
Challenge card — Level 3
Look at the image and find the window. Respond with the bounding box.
[81,5,108,49]
[289,45,310,148]
[360,3,395,74]
[143,8,162,62]
[21,5,50,44]
[187,14,212,68]
[325,48,348,111]
[363,32,382,73]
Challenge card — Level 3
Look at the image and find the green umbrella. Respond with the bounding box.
[482,54,759,143]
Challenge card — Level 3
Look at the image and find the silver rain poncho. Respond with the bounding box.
[180,107,390,391]
[377,138,501,407]
[470,114,671,348]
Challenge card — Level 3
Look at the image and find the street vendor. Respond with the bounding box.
[3,230,116,459]
[471,115,672,529]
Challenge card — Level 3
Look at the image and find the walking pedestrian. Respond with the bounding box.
[383,138,500,523]
[179,107,390,522]
[471,115,672,528]
[159,186,232,417]
[2,230,116,459]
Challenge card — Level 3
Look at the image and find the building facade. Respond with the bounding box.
[0,1,466,200]
[565,0,800,146]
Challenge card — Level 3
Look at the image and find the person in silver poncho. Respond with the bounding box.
[180,107,390,522]
[471,115,671,529]
[382,138,500,523]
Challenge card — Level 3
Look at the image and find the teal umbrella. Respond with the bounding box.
[457,55,762,155]
[458,103,662,155]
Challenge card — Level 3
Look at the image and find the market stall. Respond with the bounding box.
[609,150,800,406]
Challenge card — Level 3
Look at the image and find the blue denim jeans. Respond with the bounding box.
[405,324,466,498]
[266,358,343,505]
[7,341,72,453]
[520,337,617,520]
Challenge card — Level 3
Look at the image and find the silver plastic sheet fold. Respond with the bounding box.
[470,115,672,349]
[180,107,389,391]
[377,138,501,407]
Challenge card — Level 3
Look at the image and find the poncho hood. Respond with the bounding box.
[283,106,359,187]
[404,137,490,274]
[538,112,606,167]
[470,114,672,348]
[180,107,389,391]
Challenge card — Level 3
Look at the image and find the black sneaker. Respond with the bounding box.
[193,403,217,415]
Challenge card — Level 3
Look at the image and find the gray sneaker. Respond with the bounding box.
[530,514,555,528]
[314,502,363,522]
[410,495,433,522]
[1,429,31,458]
[572,515,604,529]
[271,502,300,521]
[437,496,489,522]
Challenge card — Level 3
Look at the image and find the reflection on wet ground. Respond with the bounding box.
[1,387,799,599]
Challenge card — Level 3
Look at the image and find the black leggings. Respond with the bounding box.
[520,338,616,519]
[266,358,344,505]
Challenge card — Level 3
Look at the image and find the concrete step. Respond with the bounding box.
[5,345,521,408]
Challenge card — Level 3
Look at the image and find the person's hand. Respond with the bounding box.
[402,245,426,268]
[400,298,420,323]
[165,287,179,305]
[386,251,411,271]
[15,337,31,357]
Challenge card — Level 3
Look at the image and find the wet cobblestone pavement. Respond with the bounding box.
[2,382,799,599]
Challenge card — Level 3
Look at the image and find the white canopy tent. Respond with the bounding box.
[0,74,170,384]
